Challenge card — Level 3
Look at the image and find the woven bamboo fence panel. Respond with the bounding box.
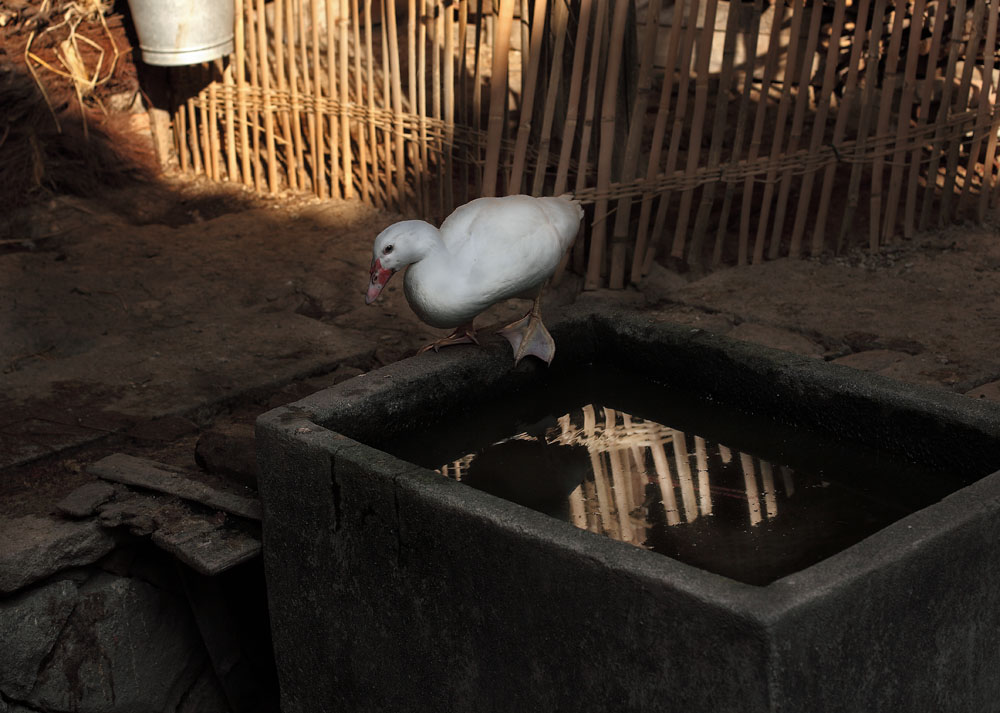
[170,0,1000,287]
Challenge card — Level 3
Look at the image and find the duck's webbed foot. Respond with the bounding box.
[417,322,480,354]
[497,298,555,365]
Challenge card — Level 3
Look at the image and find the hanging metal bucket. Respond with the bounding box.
[127,0,234,66]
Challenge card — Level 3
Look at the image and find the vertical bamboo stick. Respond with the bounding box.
[385,0,408,210]
[604,410,635,541]
[552,0,594,196]
[443,0,456,213]
[759,460,777,520]
[326,0,341,198]
[417,0,430,213]
[207,67,221,180]
[836,0,887,250]
[364,0,381,206]
[287,0,307,191]
[482,0,516,196]
[350,0,369,202]
[671,431,698,524]
[257,0,278,192]
[690,0,741,267]
[711,0,763,265]
[767,0,822,260]
[650,439,680,527]
[235,0,252,187]
[940,0,984,223]
[962,0,997,218]
[750,0,806,264]
[670,0,719,263]
[868,2,907,252]
[811,0,871,255]
[586,0,631,290]
[338,0,352,198]
[694,435,711,516]
[607,0,663,287]
[904,0,945,236]
[196,75,211,175]
[629,0,687,283]
[431,0,444,213]
[737,0,786,265]
[246,0,263,191]
[471,0,485,196]
[176,104,189,172]
[301,0,318,195]
[919,0,965,230]
[739,452,763,527]
[223,64,238,181]
[530,0,568,196]
[311,0,325,197]
[977,1,1000,221]
[572,0,609,278]
[507,0,547,194]
[789,0,846,257]
[643,0,713,274]
[457,0,470,205]
[780,465,794,497]
[275,0,297,190]
[881,0,925,243]
[381,0,395,207]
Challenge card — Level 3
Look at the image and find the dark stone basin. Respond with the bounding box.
[257,309,1000,713]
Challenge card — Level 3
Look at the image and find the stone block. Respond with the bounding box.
[0,516,117,594]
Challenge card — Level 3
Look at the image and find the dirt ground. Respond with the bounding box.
[2,171,1000,518]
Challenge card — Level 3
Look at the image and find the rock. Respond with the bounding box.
[965,379,1000,403]
[727,323,823,357]
[56,481,116,519]
[0,516,117,594]
[89,453,262,521]
[195,423,258,489]
[0,579,79,699]
[832,349,911,373]
[29,572,206,713]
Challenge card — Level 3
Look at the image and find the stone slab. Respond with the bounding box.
[89,453,262,520]
[151,512,260,576]
[0,515,117,594]
[56,481,116,519]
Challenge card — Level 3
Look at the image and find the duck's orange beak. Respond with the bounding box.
[366,258,395,304]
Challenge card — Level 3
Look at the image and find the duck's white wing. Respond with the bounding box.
[439,196,581,308]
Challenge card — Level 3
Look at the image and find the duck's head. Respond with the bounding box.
[366,220,438,304]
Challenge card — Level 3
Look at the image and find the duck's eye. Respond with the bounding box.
[384,244,394,255]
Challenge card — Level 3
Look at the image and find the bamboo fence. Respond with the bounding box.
[169,0,1000,286]
[436,404,797,543]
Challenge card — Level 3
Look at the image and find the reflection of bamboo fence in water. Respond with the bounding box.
[437,405,797,544]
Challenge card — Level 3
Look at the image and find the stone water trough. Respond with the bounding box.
[257,308,1000,713]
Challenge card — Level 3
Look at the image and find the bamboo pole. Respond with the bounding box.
[671,431,697,524]
[789,0,845,257]
[385,0,408,210]
[471,0,485,196]
[904,0,946,237]
[607,0,663,287]
[481,0,515,196]
[351,0,369,202]
[507,0,547,194]
[408,0,422,210]
[751,0,806,264]
[604,410,635,542]
[739,452,763,527]
[235,0,252,187]
[919,0,965,231]
[417,0,430,213]
[711,0,763,266]
[223,63,237,182]
[571,0,608,276]
[939,0,984,223]
[297,0,316,193]
[586,0,632,289]
[457,0,470,204]
[811,0,870,255]
[552,0,593,196]
[381,0,394,206]
[443,0,456,212]
[669,0,719,262]
[963,0,997,219]
[288,0,307,191]
[977,1,1000,221]
[206,67,220,180]
[257,0,278,192]
[310,0,325,197]
[339,0,353,198]
[836,0,887,250]
[643,0,714,275]
[326,0,341,198]
[881,0,925,243]
[650,439,680,527]
[867,2,907,252]
[694,435,711,516]
[364,0,381,206]
[737,0,786,265]
[759,460,777,520]
[275,0,298,190]
[629,0,687,282]
[690,0,740,267]
[530,0,568,195]
[176,103,189,172]
[767,0,822,260]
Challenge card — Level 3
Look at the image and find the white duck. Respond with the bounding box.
[366,195,582,364]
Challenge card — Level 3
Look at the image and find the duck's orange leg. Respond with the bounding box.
[417,321,480,354]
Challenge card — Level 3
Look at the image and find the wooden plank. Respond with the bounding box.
[89,453,262,521]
